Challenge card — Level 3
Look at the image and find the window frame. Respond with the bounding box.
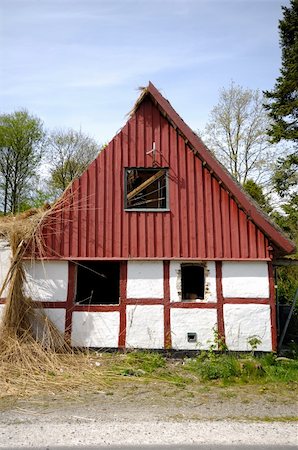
[124,167,170,212]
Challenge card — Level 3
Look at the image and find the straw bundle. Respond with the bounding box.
[0,207,71,371]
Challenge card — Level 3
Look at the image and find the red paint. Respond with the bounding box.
[170,302,217,309]
[118,262,127,348]
[163,261,171,349]
[73,305,120,312]
[268,262,277,351]
[35,301,67,309]
[216,261,226,344]
[223,298,270,304]
[125,298,164,305]
[64,262,76,339]
[30,84,293,261]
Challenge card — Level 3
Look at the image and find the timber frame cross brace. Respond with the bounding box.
[127,169,166,202]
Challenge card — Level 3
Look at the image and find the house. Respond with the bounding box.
[1,82,295,351]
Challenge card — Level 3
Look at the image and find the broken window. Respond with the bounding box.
[181,265,205,301]
[125,168,168,210]
[75,262,120,305]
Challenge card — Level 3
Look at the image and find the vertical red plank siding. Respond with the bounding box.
[230,198,240,258]
[38,96,271,260]
[195,159,206,258]
[204,168,214,258]
[212,178,223,258]
[221,188,231,258]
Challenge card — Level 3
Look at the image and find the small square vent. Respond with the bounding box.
[187,332,197,343]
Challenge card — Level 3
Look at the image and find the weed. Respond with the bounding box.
[247,335,262,356]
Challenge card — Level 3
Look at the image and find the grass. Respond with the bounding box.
[1,349,298,404]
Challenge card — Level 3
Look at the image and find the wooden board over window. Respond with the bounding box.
[125,168,168,210]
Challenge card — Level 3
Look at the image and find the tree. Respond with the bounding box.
[243,179,272,214]
[203,82,274,185]
[270,154,298,306]
[0,110,45,214]
[264,0,298,143]
[47,129,99,194]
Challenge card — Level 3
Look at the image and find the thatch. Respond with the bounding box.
[0,206,72,392]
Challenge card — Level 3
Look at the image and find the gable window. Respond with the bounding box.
[181,264,205,301]
[125,168,168,210]
[75,262,120,305]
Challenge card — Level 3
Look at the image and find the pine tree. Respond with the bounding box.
[264,0,298,143]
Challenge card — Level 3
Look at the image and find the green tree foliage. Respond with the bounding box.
[204,82,273,185]
[243,179,272,214]
[47,129,99,195]
[264,0,298,143]
[0,110,45,214]
[270,154,298,305]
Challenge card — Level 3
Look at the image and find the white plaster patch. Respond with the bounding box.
[126,305,164,349]
[0,240,11,298]
[71,312,120,347]
[170,261,217,302]
[43,308,66,334]
[127,261,163,298]
[224,304,272,351]
[24,261,68,302]
[171,308,217,350]
[0,304,5,324]
[222,262,269,298]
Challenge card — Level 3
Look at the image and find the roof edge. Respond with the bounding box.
[143,81,295,256]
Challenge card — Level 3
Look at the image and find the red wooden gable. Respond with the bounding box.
[39,83,295,260]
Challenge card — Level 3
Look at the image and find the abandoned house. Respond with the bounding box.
[0,82,295,351]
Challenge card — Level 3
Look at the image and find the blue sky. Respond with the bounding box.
[0,0,288,144]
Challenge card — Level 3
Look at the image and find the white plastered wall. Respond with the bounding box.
[24,261,68,302]
[34,308,66,338]
[224,304,272,351]
[0,240,11,298]
[171,308,217,350]
[71,312,120,347]
[127,261,164,298]
[170,261,217,302]
[222,262,269,298]
[126,305,164,349]
[0,304,5,324]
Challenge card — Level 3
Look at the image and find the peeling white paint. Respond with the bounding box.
[24,261,68,302]
[171,308,217,350]
[224,304,272,351]
[170,261,217,302]
[127,261,163,298]
[126,305,164,349]
[222,262,269,298]
[71,312,120,347]
[0,240,11,298]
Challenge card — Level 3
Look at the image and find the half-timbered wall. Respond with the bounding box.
[0,259,274,351]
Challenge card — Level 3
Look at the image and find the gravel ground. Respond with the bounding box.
[0,385,297,448]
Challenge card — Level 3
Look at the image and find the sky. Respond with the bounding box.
[0,0,289,145]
